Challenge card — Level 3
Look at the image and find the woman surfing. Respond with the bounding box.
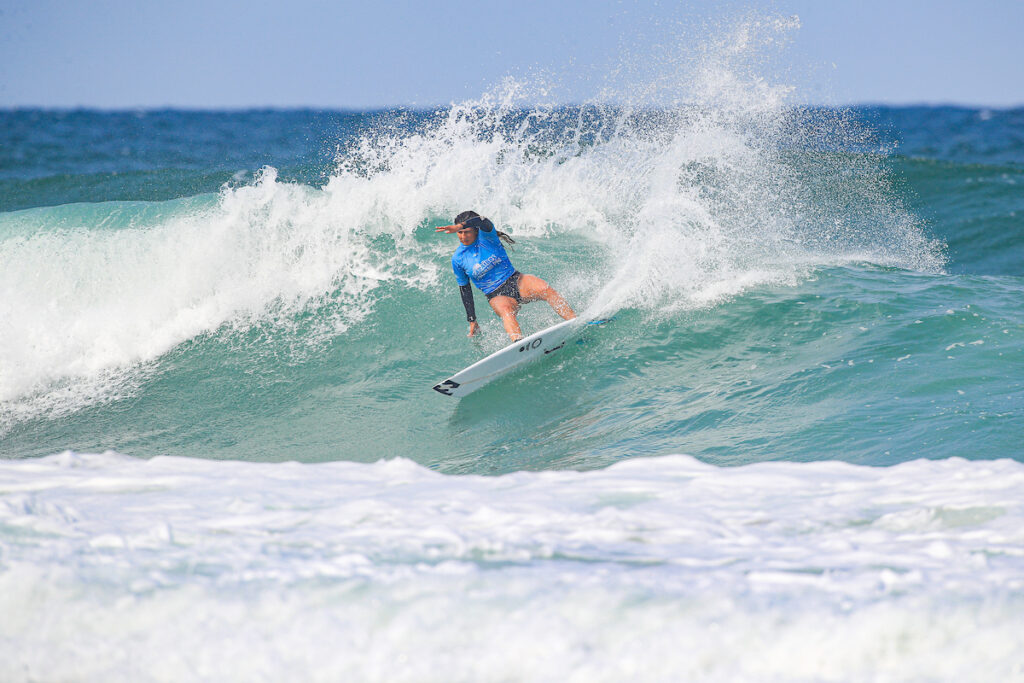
[436,211,576,342]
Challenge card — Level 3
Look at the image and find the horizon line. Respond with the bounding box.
[2,100,1023,113]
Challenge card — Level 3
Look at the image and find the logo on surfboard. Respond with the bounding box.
[518,337,543,352]
[432,379,461,396]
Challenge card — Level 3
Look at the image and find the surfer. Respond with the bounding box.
[436,211,576,342]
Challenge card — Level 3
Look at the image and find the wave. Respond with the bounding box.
[0,168,427,429]
[1,16,947,438]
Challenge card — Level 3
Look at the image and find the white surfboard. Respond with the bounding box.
[432,318,580,398]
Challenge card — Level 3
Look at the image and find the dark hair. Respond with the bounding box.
[453,210,516,248]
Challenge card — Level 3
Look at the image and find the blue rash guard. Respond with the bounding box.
[451,217,516,295]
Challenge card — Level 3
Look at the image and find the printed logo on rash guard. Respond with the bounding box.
[472,255,501,279]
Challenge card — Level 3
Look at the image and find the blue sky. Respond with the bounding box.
[1,0,1021,108]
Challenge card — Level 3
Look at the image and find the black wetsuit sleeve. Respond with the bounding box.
[459,284,477,322]
[462,215,495,232]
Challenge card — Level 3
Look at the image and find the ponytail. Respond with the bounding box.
[497,231,516,249]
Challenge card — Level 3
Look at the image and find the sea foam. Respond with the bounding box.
[0,452,1021,680]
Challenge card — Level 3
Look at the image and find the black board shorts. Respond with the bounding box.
[486,271,524,303]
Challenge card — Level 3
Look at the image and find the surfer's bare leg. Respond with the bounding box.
[489,296,523,341]
[517,274,576,320]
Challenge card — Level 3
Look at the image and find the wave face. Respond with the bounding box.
[2,14,1024,680]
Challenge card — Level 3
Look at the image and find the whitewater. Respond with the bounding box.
[2,15,1023,681]
[2,453,1023,681]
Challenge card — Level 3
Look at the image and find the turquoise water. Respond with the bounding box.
[2,18,1023,680]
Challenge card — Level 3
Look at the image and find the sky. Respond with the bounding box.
[1,0,1022,109]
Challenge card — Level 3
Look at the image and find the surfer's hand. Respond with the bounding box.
[468,321,480,337]
[436,223,463,234]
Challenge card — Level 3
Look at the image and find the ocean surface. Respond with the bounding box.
[2,24,1024,680]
